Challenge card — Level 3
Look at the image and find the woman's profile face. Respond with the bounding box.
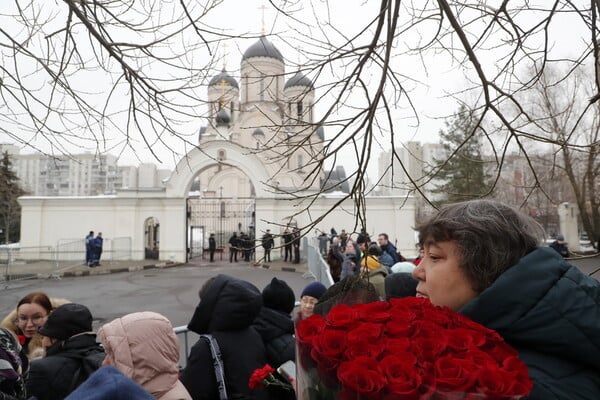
[412,240,478,311]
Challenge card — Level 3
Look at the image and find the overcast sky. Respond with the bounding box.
[0,1,591,179]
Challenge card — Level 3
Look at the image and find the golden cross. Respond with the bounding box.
[258,4,267,35]
[222,42,228,70]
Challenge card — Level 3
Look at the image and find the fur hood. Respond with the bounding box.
[0,298,70,359]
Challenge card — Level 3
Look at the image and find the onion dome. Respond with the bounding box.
[243,36,284,62]
[209,70,239,89]
[285,71,313,89]
[252,128,265,138]
[216,109,231,126]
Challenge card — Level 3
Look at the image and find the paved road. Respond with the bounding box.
[0,260,313,330]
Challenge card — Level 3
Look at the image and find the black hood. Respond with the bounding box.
[187,274,263,334]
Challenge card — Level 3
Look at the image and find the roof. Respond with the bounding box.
[243,36,284,62]
[209,70,239,89]
[285,71,313,89]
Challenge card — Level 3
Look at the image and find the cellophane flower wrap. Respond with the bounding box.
[295,297,532,400]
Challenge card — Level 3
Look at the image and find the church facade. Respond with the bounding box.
[18,36,417,263]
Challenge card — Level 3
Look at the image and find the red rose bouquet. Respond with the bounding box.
[295,297,532,399]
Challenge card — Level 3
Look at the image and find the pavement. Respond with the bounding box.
[0,255,309,282]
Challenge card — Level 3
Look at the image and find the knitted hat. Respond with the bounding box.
[38,303,93,340]
[300,281,327,300]
[556,234,565,241]
[262,277,296,314]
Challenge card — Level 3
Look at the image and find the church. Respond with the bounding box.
[18,36,416,263]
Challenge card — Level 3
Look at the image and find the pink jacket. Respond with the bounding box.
[99,311,191,400]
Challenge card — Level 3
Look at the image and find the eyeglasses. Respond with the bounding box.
[16,314,47,325]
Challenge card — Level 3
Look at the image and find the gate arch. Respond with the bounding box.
[165,142,274,199]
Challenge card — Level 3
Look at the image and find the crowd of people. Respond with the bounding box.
[0,273,311,400]
[1,199,598,400]
[226,227,302,264]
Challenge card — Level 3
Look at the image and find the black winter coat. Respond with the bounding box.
[460,247,600,400]
[25,334,104,400]
[181,274,269,400]
[252,307,295,369]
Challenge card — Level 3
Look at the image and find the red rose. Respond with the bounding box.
[379,354,422,398]
[384,320,414,337]
[446,328,487,351]
[434,355,478,392]
[311,327,346,361]
[347,322,383,342]
[346,335,384,360]
[412,335,449,362]
[248,364,274,389]
[337,356,386,399]
[354,301,392,323]
[296,314,326,345]
[383,337,412,357]
[477,365,532,398]
[326,304,358,328]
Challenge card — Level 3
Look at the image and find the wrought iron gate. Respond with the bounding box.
[186,196,255,260]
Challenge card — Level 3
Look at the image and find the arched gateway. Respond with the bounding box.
[17,35,418,263]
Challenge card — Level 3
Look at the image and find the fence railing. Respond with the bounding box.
[305,237,334,289]
[0,237,132,284]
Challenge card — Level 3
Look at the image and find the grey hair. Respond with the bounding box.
[417,200,544,293]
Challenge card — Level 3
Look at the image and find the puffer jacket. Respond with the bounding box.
[98,312,191,400]
[460,247,600,400]
[252,306,295,368]
[180,274,269,400]
[362,256,388,299]
[25,333,104,400]
[1,298,70,360]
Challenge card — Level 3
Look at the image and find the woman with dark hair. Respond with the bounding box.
[413,199,600,399]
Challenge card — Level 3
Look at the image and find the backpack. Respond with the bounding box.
[67,349,105,392]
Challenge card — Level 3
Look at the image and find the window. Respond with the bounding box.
[297,155,303,172]
[297,101,303,119]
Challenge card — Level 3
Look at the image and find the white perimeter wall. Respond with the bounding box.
[19,193,417,263]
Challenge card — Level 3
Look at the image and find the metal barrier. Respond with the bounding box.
[304,237,334,288]
[0,237,133,284]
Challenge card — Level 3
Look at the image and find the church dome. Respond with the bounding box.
[285,71,313,89]
[243,36,284,62]
[209,70,239,89]
[216,109,231,126]
[252,128,265,137]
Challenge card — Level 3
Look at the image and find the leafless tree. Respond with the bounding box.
[2,1,600,242]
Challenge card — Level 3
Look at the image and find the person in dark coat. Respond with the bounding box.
[413,199,600,399]
[283,230,293,262]
[85,231,94,266]
[228,232,239,263]
[90,233,103,267]
[252,277,296,369]
[261,230,274,262]
[549,233,570,258]
[208,234,216,262]
[26,303,105,400]
[180,275,269,400]
[292,227,301,264]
